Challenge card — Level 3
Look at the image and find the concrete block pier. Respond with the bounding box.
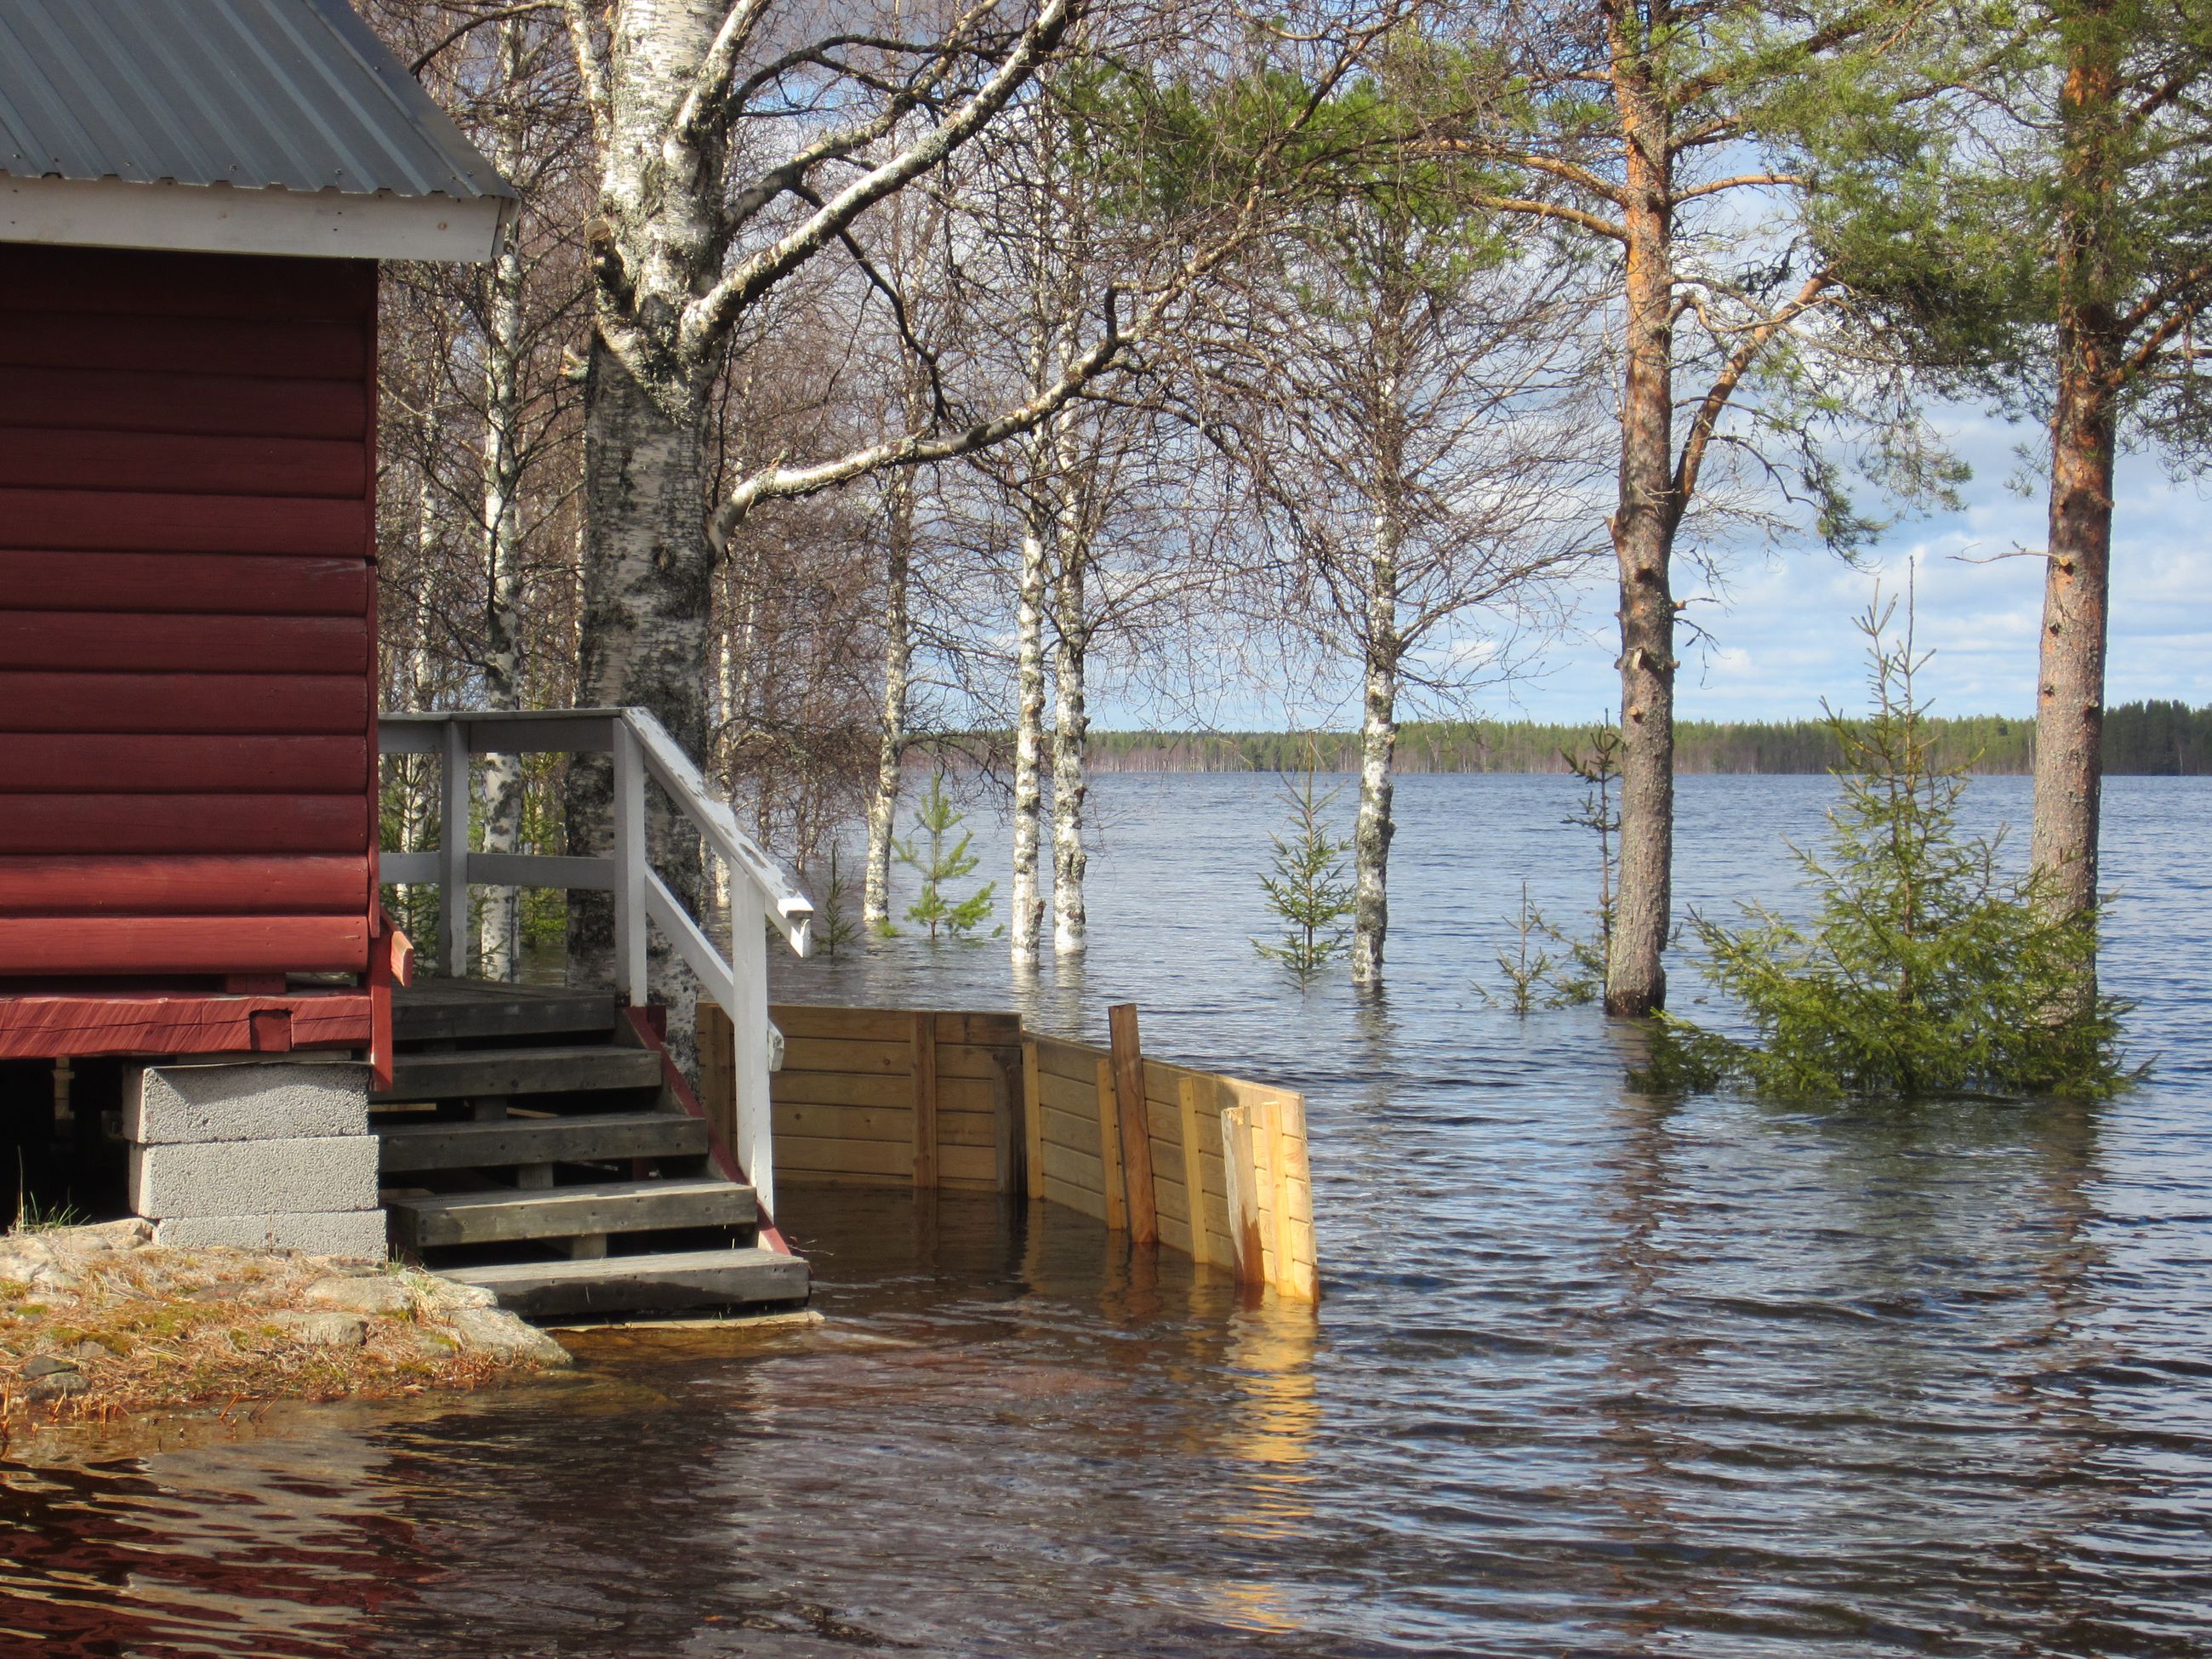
[125,1060,385,1259]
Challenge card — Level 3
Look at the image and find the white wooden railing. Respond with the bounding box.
[379,708,812,1212]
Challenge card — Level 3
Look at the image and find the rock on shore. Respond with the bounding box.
[0,1218,569,1418]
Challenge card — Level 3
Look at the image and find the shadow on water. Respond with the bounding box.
[3,777,2211,1656]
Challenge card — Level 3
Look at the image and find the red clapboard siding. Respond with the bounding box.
[0,854,367,915]
[0,311,368,380]
[0,916,370,976]
[0,490,368,555]
[0,243,379,995]
[0,795,368,855]
[0,614,368,676]
[0,368,366,440]
[0,430,366,499]
[0,552,369,616]
[0,736,368,794]
[0,246,373,320]
[0,673,368,734]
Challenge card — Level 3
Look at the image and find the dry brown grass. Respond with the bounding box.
[0,1237,560,1438]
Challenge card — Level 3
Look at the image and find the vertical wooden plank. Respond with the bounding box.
[1177,1074,1215,1268]
[1280,1090,1318,1303]
[438,718,469,978]
[1267,1092,1292,1297]
[697,1001,737,1172]
[991,1053,1018,1194]
[1222,1103,1263,1286]
[1107,1003,1158,1246]
[911,1010,938,1190]
[1094,1054,1127,1232]
[1022,1037,1044,1201]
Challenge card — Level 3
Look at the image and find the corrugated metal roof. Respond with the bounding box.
[0,0,512,201]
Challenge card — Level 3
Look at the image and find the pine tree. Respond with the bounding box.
[892,775,998,942]
[1255,766,1357,976]
[1641,594,2133,1102]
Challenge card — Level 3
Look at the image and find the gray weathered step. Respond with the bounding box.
[446,1246,809,1320]
[393,983,619,1045]
[377,1111,710,1174]
[373,1045,662,1105]
[389,1176,755,1249]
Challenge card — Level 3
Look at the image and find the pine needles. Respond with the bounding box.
[1639,595,2135,1103]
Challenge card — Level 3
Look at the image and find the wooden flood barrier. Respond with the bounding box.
[756,1001,1318,1303]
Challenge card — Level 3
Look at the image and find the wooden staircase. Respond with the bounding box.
[372,981,808,1320]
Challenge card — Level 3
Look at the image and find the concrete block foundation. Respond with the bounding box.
[128,1059,385,1261]
[125,1059,370,1145]
[153,1211,390,1258]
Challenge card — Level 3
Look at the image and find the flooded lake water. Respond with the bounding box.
[4,772,2209,1656]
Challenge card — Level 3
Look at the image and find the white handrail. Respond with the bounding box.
[378,706,808,1213]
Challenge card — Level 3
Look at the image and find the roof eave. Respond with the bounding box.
[0,173,507,263]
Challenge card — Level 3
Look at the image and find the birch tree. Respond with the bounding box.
[1235,182,1604,985]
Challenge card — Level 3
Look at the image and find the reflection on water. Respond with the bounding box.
[3,775,2210,1656]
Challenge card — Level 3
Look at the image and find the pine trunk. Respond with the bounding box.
[1605,44,1677,1018]
[2031,21,2121,932]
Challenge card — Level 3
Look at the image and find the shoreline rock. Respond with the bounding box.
[0,1219,571,1425]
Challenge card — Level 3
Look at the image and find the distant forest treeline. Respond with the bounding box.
[1075,702,2212,776]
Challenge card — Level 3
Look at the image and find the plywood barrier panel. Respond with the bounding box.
[767,1005,1315,1302]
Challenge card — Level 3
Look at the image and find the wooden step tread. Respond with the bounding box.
[445,1246,809,1320]
[388,1176,755,1248]
[377,1111,708,1174]
[373,1044,662,1104]
[393,982,619,1044]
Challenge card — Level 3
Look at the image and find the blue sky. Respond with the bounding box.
[1490,409,2212,727]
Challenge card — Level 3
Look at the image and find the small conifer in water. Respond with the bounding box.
[812,843,861,957]
[1639,595,2132,1102]
[892,773,998,941]
[1255,762,1356,976]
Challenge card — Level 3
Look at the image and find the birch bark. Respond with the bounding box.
[1050,521,1089,958]
[477,18,530,983]
[863,471,915,929]
[1350,517,1400,986]
[1010,487,1050,966]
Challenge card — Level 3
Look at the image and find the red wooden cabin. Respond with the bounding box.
[0,0,511,1081]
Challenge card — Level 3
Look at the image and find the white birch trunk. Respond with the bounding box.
[863,480,913,929]
[1010,490,1049,966]
[1050,530,1088,957]
[1351,519,1399,986]
[477,18,528,983]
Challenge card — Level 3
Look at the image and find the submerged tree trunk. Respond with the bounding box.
[477,18,528,983]
[1351,518,1399,987]
[2031,26,2122,940]
[1010,485,1050,966]
[1050,539,1089,958]
[1605,58,1678,1018]
[863,476,915,930]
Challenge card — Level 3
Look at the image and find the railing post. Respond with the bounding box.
[439,718,470,980]
[729,881,773,1216]
[611,717,647,1006]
